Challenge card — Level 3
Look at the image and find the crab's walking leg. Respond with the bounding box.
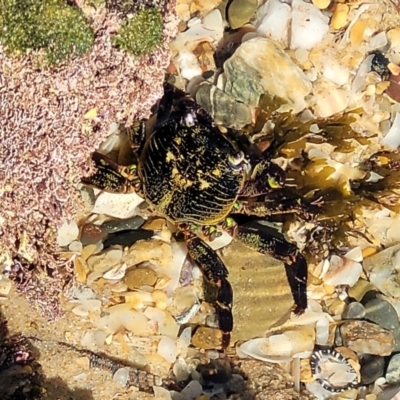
[82,152,140,193]
[183,232,233,349]
[223,218,307,314]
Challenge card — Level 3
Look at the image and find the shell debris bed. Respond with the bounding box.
[2,0,400,399]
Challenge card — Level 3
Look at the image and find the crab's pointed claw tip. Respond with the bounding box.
[285,253,308,314]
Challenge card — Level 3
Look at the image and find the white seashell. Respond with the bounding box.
[369,31,388,52]
[313,88,349,118]
[92,192,144,219]
[315,316,330,346]
[113,368,129,386]
[173,357,190,381]
[158,336,178,363]
[103,262,127,280]
[344,247,363,263]
[177,327,192,357]
[290,0,329,50]
[237,338,292,363]
[162,242,188,298]
[57,220,79,247]
[202,9,223,33]
[351,53,374,94]
[382,113,400,148]
[323,255,362,287]
[69,240,83,253]
[178,51,203,81]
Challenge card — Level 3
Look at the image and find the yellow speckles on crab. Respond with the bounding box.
[212,169,222,177]
[174,136,182,145]
[166,151,176,162]
[198,178,211,190]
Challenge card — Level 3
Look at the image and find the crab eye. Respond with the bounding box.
[183,111,197,127]
[228,151,245,166]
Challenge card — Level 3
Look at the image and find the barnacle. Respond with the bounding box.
[0,0,94,66]
[111,7,163,57]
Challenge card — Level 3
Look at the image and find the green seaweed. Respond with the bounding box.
[111,7,162,57]
[0,0,94,66]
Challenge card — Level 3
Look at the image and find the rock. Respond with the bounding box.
[340,321,395,356]
[80,223,107,245]
[92,192,144,219]
[342,302,366,320]
[223,37,312,113]
[363,243,400,298]
[227,0,258,30]
[195,82,252,128]
[290,0,329,50]
[124,267,158,289]
[393,325,400,352]
[123,240,173,269]
[113,368,129,386]
[0,277,12,296]
[348,279,376,302]
[101,216,145,234]
[386,354,400,383]
[192,327,222,349]
[87,248,123,273]
[363,297,399,331]
[360,354,385,385]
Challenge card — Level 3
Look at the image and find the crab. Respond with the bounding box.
[83,83,310,349]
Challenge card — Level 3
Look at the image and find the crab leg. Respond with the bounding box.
[183,232,233,349]
[82,152,140,193]
[223,218,307,315]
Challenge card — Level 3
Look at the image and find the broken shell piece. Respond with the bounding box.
[310,349,359,392]
[238,327,315,362]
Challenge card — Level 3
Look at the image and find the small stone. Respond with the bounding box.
[113,367,129,386]
[363,243,400,299]
[348,279,376,302]
[102,216,145,234]
[223,37,311,113]
[360,354,385,385]
[87,248,123,273]
[158,336,178,363]
[330,3,349,30]
[181,380,203,399]
[386,354,400,383]
[340,321,395,356]
[363,298,399,331]
[124,267,158,289]
[80,223,106,245]
[75,356,90,369]
[192,327,222,349]
[227,0,258,30]
[342,302,366,320]
[196,82,252,128]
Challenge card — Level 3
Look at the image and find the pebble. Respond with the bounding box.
[113,367,129,386]
[180,380,203,399]
[227,0,257,30]
[363,243,400,299]
[124,267,158,289]
[195,82,252,127]
[342,302,366,320]
[386,354,400,383]
[87,248,123,273]
[191,327,222,350]
[363,297,399,331]
[101,216,145,234]
[223,37,311,113]
[123,240,173,269]
[348,279,376,302]
[360,354,385,385]
[158,336,178,363]
[80,223,106,245]
[340,320,395,356]
[103,229,154,249]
